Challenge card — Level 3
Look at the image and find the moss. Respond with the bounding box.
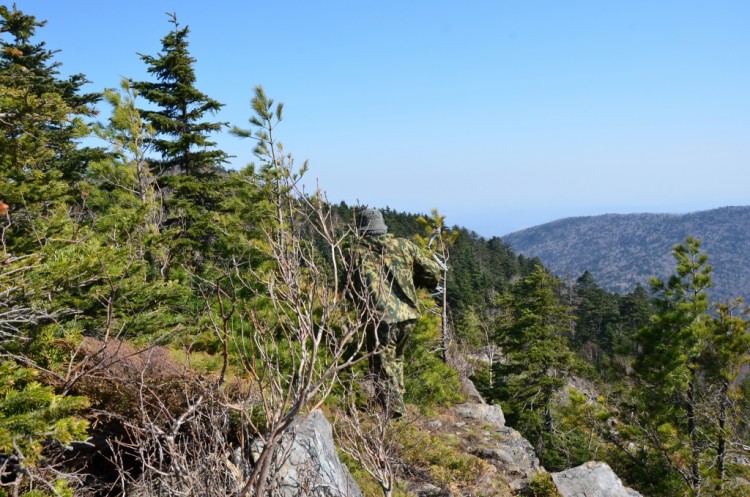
[339,452,387,497]
[399,423,488,488]
[521,472,561,497]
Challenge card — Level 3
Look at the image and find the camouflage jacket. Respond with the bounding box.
[351,234,442,324]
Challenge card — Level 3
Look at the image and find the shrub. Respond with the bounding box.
[522,472,561,497]
[404,308,464,411]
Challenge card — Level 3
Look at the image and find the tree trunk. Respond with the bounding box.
[687,375,702,494]
[716,378,729,491]
[441,265,450,363]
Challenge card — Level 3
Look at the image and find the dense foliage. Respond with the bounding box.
[463,238,750,496]
[1,6,748,497]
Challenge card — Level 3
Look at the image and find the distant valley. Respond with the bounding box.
[501,206,750,302]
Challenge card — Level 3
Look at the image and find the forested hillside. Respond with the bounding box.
[502,206,750,302]
[2,6,749,497]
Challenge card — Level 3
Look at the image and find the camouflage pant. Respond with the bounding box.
[366,319,416,418]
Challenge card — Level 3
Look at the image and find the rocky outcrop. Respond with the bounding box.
[252,410,363,497]
[404,402,649,496]
[450,402,542,492]
[254,402,643,497]
[552,461,643,497]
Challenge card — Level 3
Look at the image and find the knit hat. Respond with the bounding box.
[356,208,388,235]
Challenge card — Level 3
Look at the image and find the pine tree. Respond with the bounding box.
[703,300,750,490]
[133,13,227,176]
[3,80,185,374]
[632,237,714,494]
[0,5,113,373]
[0,360,89,493]
[75,80,185,340]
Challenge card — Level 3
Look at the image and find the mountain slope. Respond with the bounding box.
[501,206,750,302]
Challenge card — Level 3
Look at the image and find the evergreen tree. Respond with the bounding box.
[0,5,100,253]
[485,265,579,462]
[132,13,230,269]
[573,271,621,363]
[441,228,486,308]
[76,81,186,338]
[630,237,722,495]
[444,230,522,310]
[617,283,653,355]
[0,5,115,378]
[0,4,100,179]
[703,299,750,491]
[0,360,89,494]
[133,13,227,176]
[381,207,422,238]
[3,79,186,373]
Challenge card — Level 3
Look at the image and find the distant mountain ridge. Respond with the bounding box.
[501,206,750,302]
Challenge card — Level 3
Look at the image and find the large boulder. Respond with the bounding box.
[452,402,505,427]
[551,461,642,497]
[252,410,363,497]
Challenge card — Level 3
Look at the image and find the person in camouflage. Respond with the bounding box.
[351,208,442,418]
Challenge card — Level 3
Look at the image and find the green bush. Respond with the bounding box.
[0,360,89,495]
[0,361,89,463]
[404,307,464,411]
[522,472,561,497]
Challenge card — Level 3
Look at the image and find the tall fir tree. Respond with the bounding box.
[485,264,579,463]
[133,13,227,176]
[132,13,230,271]
[0,5,112,374]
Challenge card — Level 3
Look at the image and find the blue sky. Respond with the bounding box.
[11,1,750,236]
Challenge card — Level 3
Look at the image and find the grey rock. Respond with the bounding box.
[731,453,750,467]
[552,461,643,497]
[252,410,363,497]
[426,419,444,430]
[509,477,531,492]
[492,426,542,478]
[453,402,506,427]
[449,403,540,493]
[473,447,516,465]
[446,349,488,403]
[460,376,485,403]
[409,482,452,496]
